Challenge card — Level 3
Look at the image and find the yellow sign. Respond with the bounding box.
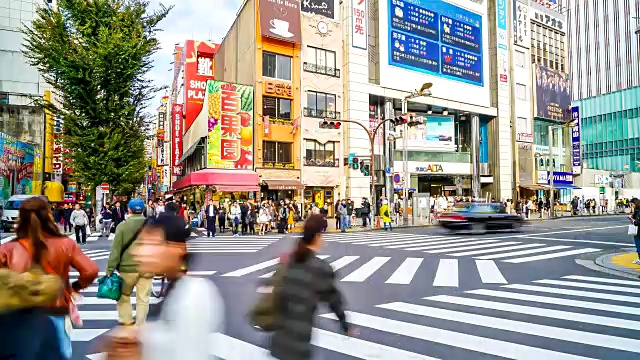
[263,80,293,99]
[44,90,54,173]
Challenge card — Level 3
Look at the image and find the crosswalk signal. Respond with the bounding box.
[392,115,408,126]
[359,160,365,172]
[352,157,359,169]
[362,164,371,176]
[320,120,342,129]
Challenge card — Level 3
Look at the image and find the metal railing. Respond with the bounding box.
[303,62,341,77]
[303,108,340,119]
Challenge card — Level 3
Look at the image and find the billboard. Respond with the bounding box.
[379,0,490,107]
[400,115,455,151]
[571,106,581,174]
[205,80,254,169]
[171,104,184,175]
[259,0,302,43]
[534,65,571,120]
[0,133,36,199]
[183,40,219,134]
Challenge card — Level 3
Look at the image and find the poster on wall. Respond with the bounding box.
[301,0,334,19]
[352,0,367,50]
[513,0,530,48]
[16,142,34,195]
[205,80,255,169]
[571,106,581,174]
[387,0,483,86]
[259,0,302,43]
[402,115,455,150]
[172,104,184,175]
[534,64,571,120]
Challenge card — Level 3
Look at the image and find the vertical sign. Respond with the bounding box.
[52,115,63,183]
[571,106,581,174]
[497,0,509,83]
[351,0,367,50]
[513,0,530,48]
[172,104,183,175]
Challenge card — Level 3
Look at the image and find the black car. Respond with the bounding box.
[438,202,523,234]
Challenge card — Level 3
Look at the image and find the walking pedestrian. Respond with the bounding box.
[101,202,114,235]
[63,204,72,233]
[269,214,355,360]
[360,198,370,227]
[629,198,640,265]
[70,203,89,245]
[337,200,348,233]
[205,199,217,237]
[0,197,98,359]
[380,200,392,231]
[218,202,227,233]
[229,201,241,236]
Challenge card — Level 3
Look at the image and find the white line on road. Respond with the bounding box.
[503,284,640,304]
[341,257,390,282]
[468,225,628,241]
[475,260,507,284]
[446,243,546,256]
[475,245,572,260]
[533,279,640,294]
[329,256,360,271]
[222,258,279,276]
[503,248,601,263]
[432,259,458,287]
[381,237,460,248]
[521,236,631,246]
[426,241,520,254]
[562,275,640,287]
[385,258,423,284]
[402,238,479,250]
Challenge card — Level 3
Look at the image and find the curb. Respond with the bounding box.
[594,250,640,276]
[523,214,626,222]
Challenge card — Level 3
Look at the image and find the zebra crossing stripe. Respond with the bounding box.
[322,311,592,360]
[377,302,640,352]
[426,295,640,331]
[329,256,360,271]
[503,248,601,263]
[341,257,390,282]
[475,245,572,259]
[447,243,545,256]
[426,241,520,253]
[402,238,479,250]
[70,329,109,342]
[385,258,423,284]
[466,288,640,316]
[474,260,507,284]
[533,279,640,294]
[503,284,640,304]
[432,259,458,287]
[380,237,460,248]
[562,275,640,287]
[417,240,504,251]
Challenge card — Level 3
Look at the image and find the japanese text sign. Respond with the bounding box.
[352,0,367,50]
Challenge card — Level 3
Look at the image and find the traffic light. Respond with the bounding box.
[320,120,342,129]
[362,164,370,176]
[392,115,408,126]
[352,157,359,169]
[407,113,423,127]
[359,160,365,172]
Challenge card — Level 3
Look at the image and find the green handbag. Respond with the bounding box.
[96,273,123,301]
[249,263,286,331]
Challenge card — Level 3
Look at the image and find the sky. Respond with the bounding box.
[147,0,244,113]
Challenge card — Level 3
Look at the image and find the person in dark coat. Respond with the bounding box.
[218,203,227,233]
[204,199,217,237]
[270,214,355,360]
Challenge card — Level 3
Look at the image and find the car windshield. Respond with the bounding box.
[454,203,505,214]
[4,201,21,210]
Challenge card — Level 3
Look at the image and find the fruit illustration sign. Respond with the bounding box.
[183,40,219,134]
[206,80,254,169]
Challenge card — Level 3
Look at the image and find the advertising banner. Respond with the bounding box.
[0,133,36,198]
[301,0,334,19]
[259,0,302,44]
[513,0,530,48]
[387,0,484,86]
[16,142,34,195]
[52,115,63,183]
[184,40,218,134]
[571,106,581,174]
[157,141,166,166]
[205,80,255,169]
[172,104,184,175]
[352,0,367,50]
[401,115,455,151]
[537,171,573,185]
[534,64,571,120]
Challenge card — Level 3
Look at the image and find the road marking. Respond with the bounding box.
[468,289,640,316]
[426,241,520,254]
[432,259,458,287]
[475,245,572,259]
[402,238,479,250]
[533,279,640,294]
[322,311,595,360]
[503,284,640,304]
[425,295,640,331]
[70,329,110,342]
[385,258,423,284]
[521,236,630,246]
[446,243,546,256]
[377,302,640,353]
[562,275,640,287]
[368,236,454,247]
[474,260,507,284]
[222,258,279,277]
[503,248,601,263]
[472,225,628,241]
[78,297,162,305]
[382,237,461,248]
[341,257,390,282]
[258,255,329,278]
[329,256,360,271]
[188,249,260,253]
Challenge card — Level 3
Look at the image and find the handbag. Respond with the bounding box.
[628,224,638,235]
[249,262,287,331]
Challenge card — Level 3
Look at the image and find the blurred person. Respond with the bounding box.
[63,204,73,233]
[218,202,227,233]
[380,200,392,231]
[113,201,126,228]
[248,203,257,235]
[101,202,114,235]
[360,198,371,227]
[105,199,150,326]
[156,200,165,215]
[269,214,354,360]
[337,200,348,233]
[240,200,249,235]
[204,199,217,237]
[70,203,89,245]
[0,197,99,359]
[258,202,270,235]
[144,200,156,219]
[629,198,640,265]
[104,211,223,360]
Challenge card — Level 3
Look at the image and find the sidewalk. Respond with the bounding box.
[595,250,640,277]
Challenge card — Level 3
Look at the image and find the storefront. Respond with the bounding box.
[393,161,473,197]
[301,164,341,216]
[536,170,578,204]
[172,168,260,208]
[261,178,304,202]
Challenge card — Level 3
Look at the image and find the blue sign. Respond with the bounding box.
[348,153,355,164]
[497,0,507,31]
[393,173,401,184]
[544,171,574,185]
[388,0,484,87]
[571,106,581,170]
[385,167,392,174]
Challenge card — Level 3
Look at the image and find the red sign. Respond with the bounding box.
[101,183,109,191]
[16,162,33,182]
[172,103,184,171]
[183,40,219,134]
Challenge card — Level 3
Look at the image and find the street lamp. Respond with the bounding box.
[401,82,433,225]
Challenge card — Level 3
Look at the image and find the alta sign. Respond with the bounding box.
[415,164,444,173]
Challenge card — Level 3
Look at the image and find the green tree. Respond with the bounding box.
[23,0,171,195]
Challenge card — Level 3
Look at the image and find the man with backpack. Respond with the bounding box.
[106,198,150,326]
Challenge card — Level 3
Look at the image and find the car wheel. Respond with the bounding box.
[512,222,522,232]
[470,222,486,235]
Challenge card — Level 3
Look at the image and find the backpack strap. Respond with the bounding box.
[18,239,72,304]
[115,218,149,271]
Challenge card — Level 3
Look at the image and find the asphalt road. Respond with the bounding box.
[72,215,640,359]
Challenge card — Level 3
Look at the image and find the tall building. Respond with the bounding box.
[564,0,640,202]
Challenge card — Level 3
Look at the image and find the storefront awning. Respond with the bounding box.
[520,184,549,190]
[172,169,260,192]
[263,179,304,190]
[551,184,581,190]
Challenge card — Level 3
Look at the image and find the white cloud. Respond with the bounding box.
[147,0,243,113]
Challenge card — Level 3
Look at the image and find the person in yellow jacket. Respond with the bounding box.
[379,200,392,231]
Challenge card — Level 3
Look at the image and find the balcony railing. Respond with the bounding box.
[304,158,339,167]
[303,62,341,77]
[303,108,340,119]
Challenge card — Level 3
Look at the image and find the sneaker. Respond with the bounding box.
[632,259,640,265]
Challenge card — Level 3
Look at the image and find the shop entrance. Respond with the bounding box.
[416,175,470,197]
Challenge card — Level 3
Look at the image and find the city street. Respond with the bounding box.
[72,215,640,359]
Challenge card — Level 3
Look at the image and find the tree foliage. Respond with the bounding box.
[23,0,171,194]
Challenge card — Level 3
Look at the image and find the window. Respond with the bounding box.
[262,52,292,81]
[305,140,338,167]
[263,141,293,165]
[515,50,526,68]
[516,83,527,100]
[263,96,292,121]
[304,47,339,77]
[305,91,337,118]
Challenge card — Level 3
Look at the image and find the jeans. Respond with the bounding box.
[74,224,87,244]
[49,316,72,359]
[384,222,393,231]
[0,309,65,360]
[102,219,112,234]
[340,215,348,232]
[233,216,240,235]
[634,235,640,258]
[361,214,368,227]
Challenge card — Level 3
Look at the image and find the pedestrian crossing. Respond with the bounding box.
[86,232,115,242]
[324,232,602,263]
[219,274,640,359]
[82,249,111,262]
[221,255,508,287]
[187,235,283,253]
